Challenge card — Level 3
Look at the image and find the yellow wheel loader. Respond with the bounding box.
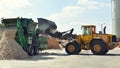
[65,25,118,55]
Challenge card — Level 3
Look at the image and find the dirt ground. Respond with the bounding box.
[0,48,120,68]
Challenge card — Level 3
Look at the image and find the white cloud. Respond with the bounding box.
[48,6,84,21]
[77,0,110,9]
[48,0,110,20]
[47,0,111,33]
[0,0,31,18]
[27,12,33,16]
[0,0,31,9]
[62,6,84,15]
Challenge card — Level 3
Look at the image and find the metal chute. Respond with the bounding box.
[1,18,17,28]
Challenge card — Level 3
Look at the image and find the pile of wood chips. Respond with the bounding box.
[47,38,61,49]
[0,29,29,60]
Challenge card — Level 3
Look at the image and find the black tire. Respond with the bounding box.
[104,50,109,54]
[28,46,34,56]
[33,46,39,55]
[65,41,81,55]
[90,40,108,55]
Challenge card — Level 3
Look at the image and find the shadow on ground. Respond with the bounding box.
[24,51,120,61]
[79,53,120,56]
[25,55,54,61]
[38,52,68,56]
[24,52,68,61]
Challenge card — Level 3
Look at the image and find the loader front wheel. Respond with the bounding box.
[65,41,81,55]
[90,40,108,55]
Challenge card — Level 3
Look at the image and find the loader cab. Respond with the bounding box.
[81,25,96,41]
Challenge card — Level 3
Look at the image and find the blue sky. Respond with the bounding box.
[0,0,112,34]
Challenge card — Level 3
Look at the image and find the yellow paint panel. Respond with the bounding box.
[93,34,110,43]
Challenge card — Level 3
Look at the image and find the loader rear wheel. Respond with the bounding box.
[65,41,81,55]
[90,40,108,55]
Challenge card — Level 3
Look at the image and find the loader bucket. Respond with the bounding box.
[1,18,17,28]
[37,18,57,33]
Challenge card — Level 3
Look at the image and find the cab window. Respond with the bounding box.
[82,27,90,36]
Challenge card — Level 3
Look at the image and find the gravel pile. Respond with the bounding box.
[0,29,29,60]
